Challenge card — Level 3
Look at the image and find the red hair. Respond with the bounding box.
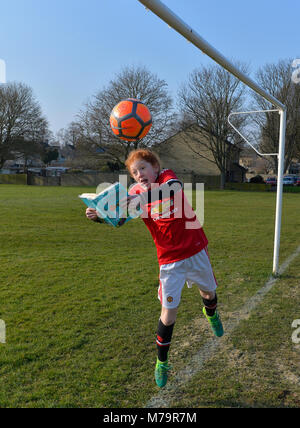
[125,149,161,174]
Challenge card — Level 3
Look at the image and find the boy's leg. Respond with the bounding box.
[156,307,177,362]
[157,263,183,362]
[160,306,178,327]
[185,249,223,337]
[155,307,177,388]
[199,290,217,316]
[199,290,223,337]
[156,260,185,387]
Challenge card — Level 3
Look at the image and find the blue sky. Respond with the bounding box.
[0,0,299,136]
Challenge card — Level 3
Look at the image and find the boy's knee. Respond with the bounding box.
[160,307,178,326]
[162,317,176,326]
[199,290,216,300]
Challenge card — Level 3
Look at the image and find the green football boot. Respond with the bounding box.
[203,307,224,337]
[154,359,171,388]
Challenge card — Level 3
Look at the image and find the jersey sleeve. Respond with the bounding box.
[158,169,183,186]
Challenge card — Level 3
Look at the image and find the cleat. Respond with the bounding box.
[155,359,171,388]
[203,307,224,337]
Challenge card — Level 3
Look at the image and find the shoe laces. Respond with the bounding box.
[156,362,172,374]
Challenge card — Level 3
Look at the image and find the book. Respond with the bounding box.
[79,182,141,227]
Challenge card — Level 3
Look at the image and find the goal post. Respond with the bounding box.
[137,0,287,275]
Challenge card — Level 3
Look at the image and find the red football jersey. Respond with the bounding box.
[129,169,208,266]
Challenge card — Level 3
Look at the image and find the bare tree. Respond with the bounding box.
[11,136,45,171]
[252,59,300,172]
[66,65,174,166]
[177,63,248,188]
[0,82,49,169]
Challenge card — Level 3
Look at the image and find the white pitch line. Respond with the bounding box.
[145,245,300,408]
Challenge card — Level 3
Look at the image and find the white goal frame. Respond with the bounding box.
[137,0,287,275]
[228,110,281,157]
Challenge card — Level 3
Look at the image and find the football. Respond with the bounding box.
[109,98,152,141]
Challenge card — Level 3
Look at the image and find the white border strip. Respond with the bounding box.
[146,245,300,408]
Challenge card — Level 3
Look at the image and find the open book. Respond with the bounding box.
[79,182,141,227]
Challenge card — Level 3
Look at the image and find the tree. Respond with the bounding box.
[42,148,59,166]
[252,59,300,172]
[10,136,45,171]
[177,63,248,189]
[66,65,174,166]
[0,82,49,169]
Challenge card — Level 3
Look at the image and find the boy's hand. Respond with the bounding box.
[86,207,99,221]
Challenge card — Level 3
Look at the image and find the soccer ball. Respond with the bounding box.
[109,98,152,141]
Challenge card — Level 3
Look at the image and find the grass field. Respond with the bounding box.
[0,184,299,408]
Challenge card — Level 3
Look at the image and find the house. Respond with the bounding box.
[1,140,62,173]
[2,158,44,174]
[288,161,300,175]
[239,147,276,181]
[152,125,247,187]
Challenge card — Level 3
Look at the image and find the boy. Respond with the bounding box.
[85,149,223,388]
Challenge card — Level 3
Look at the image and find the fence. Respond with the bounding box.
[2,173,300,192]
[225,182,273,192]
[0,172,221,189]
[0,174,27,185]
[226,182,300,193]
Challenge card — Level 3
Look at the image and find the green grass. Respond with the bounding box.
[0,185,299,408]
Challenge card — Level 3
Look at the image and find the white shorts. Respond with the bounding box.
[158,247,218,309]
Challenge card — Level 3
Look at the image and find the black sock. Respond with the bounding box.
[156,319,175,362]
[202,294,218,316]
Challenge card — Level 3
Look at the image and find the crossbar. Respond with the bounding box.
[138,0,286,111]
